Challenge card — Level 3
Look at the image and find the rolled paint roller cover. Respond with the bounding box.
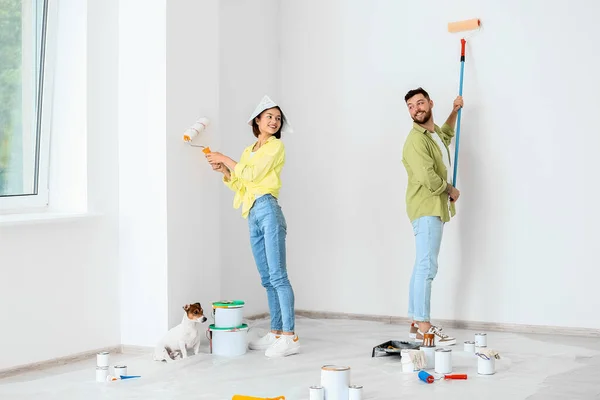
[418,370,434,384]
[183,117,210,142]
[447,18,480,33]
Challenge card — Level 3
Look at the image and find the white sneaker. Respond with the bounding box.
[417,326,456,346]
[249,332,280,350]
[265,335,300,358]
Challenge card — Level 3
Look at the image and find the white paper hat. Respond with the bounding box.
[247,95,293,134]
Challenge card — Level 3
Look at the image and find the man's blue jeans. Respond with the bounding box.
[408,216,444,322]
[248,194,295,332]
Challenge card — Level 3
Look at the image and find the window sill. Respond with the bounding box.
[0,211,101,227]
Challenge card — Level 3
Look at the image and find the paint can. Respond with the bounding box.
[420,346,436,369]
[113,365,127,376]
[308,385,324,400]
[212,300,245,329]
[434,348,452,374]
[477,354,496,375]
[422,333,435,347]
[321,365,350,400]
[96,351,109,367]
[400,349,416,372]
[475,332,487,347]
[208,323,248,357]
[96,366,109,382]
[348,385,363,400]
[464,341,476,353]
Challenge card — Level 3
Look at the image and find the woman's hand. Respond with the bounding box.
[205,152,227,164]
[211,162,226,173]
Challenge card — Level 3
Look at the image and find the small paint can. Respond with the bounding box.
[475,332,487,347]
[96,351,109,367]
[464,341,476,353]
[400,349,416,373]
[113,365,127,376]
[308,385,324,400]
[422,333,435,347]
[477,355,496,375]
[348,385,363,400]
[96,366,109,382]
[420,346,436,369]
[434,348,452,374]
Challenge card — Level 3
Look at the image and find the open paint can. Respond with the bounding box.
[113,365,127,376]
[208,323,248,357]
[420,346,436,369]
[475,332,487,347]
[349,385,363,400]
[477,354,496,375]
[434,348,452,374]
[212,300,245,329]
[321,365,350,400]
[308,385,324,400]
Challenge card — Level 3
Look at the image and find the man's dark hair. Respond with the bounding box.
[404,87,430,102]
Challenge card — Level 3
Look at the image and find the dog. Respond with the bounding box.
[153,302,207,362]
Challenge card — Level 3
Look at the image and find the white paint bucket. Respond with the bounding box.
[113,365,127,376]
[434,348,452,374]
[464,341,476,353]
[420,346,436,369]
[477,355,496,375]
[212,300,245,329]
[96,366,109,382]
[309,385,324,400]
[321,365,350,400]
[475,332,487,347]
[96,352,109,367]
[400,350,416,373]
[349,385,363,400]
[208,323,248,357]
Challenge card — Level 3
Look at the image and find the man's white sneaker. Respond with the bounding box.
[265,335,300,358]
[249,332,280,350]
[416,326,456,346]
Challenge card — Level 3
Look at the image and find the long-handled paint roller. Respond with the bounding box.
[447,18,480,187]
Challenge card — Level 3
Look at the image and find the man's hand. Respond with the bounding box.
[453,96,464,113]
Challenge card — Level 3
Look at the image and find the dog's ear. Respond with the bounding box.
[193,302,201,307]
[183,304,190,311]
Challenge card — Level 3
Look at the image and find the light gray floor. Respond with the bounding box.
[1,317,599,399]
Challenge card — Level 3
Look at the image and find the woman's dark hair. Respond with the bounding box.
[252,106,286,139]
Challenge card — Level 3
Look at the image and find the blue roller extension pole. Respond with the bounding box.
[452,38,466,188]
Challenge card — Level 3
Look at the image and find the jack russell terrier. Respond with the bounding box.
[153,302,207,362]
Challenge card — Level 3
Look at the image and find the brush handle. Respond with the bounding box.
[444,374,468,380]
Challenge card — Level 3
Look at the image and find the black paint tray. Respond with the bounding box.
[371,340,421,358]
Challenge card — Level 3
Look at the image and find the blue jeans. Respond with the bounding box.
[408,216,444,322]
[248,194,295,332]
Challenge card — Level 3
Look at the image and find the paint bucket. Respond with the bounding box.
[349,385,363,400]
[400,350,416,373]
[208,323,248,357]
[96,352,109,367]
[113,365,127,376]
[308,385,324,400]
[422,333,435,347]
[420,346,436,369]
[464,341,476,353]
[434,348,452,374]
[475,332,487,347]
[212,300,245,328]
[96,366,109,382]
[321,365,350,400]
[477,354,496,375]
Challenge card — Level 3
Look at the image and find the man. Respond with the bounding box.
[402,87,463,346]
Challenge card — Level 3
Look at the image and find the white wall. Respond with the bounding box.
[218,0,281,316]
[280,0,600,329]
[0,0,121,371]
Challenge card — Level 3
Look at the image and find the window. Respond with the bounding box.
[0,0,52,212]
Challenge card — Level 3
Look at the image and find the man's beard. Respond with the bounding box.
[412,109,432,124]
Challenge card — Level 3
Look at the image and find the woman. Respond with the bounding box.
[205,95,299,358]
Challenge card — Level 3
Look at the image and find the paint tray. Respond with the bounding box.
[371,340,420,358]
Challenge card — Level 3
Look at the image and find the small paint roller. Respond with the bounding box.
[418,370,434,384]
[183,117,210,142]
[446,18,481,188]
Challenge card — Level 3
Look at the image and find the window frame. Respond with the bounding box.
[0,0,56,214]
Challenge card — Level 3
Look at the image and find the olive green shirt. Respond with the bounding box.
[402,121,456,223]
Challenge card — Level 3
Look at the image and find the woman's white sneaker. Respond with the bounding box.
[265,335,300,358]
[249,332,280,350]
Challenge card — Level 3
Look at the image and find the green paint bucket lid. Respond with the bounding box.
[208,323,248,331]
[212,300,245,308]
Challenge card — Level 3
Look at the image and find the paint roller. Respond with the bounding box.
[446,18,481,187]
[183,117,211,153]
